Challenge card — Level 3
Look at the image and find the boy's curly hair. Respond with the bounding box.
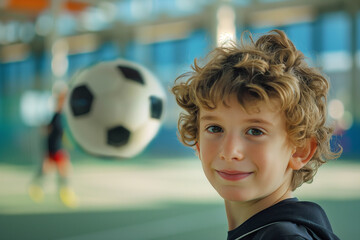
[171,29,342,190]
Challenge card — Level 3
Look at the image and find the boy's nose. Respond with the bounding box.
[219,133,245,162]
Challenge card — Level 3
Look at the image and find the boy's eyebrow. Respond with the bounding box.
[244,118,274,126]
[199,115,219,121]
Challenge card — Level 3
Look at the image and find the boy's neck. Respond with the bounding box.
[224,187,293,230]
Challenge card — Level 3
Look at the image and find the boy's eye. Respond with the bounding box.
[246,128,264,136]
[206,126,223,133]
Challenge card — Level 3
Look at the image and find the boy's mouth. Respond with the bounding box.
[216,170,252,181]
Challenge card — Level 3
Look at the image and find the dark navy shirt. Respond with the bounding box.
[47,112,64,154]
[227,198,340,240]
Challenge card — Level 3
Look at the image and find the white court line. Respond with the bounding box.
[59,207,226,240]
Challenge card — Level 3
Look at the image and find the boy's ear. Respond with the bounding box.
[195,143,200,159]
[289,138,317,170]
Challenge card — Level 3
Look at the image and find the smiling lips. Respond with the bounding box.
[216,170,252,181]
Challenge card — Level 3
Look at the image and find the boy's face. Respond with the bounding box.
[196,95,295,202]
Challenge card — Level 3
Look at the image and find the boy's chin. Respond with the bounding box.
[217,189,254,202]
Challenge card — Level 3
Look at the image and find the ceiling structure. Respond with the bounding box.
[1,0,360,119]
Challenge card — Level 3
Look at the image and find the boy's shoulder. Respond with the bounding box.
[251,221,314,240]
[227,198,340,240]
[233,221,309,240]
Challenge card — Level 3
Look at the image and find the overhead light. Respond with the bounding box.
[329,99,345,120]
[216,5,236,47]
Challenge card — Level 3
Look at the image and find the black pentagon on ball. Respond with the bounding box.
[107,126,130,147]
[117,65,144,85]
[149,96,163,119]
[70,85,94,117]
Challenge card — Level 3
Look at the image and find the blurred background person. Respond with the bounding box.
[28,82,77,208]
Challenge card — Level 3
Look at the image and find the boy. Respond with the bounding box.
[171,30,342,239]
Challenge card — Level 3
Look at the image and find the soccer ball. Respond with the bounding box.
[64,59,166,158]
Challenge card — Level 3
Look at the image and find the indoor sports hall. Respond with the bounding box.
[1,0,360,239]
